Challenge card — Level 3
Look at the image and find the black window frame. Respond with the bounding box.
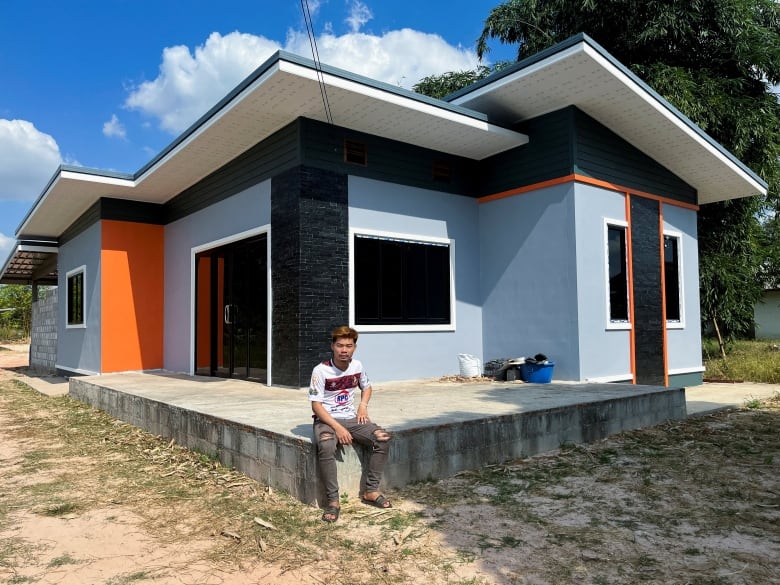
[606,223,630,324]
[353,233,453,328]
[66,266,86,327]
[663,233,682,323]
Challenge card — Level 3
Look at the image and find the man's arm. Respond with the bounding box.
[356,385,372,424]
[312,401,353,445]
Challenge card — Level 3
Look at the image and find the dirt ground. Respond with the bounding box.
[1,343,779,585]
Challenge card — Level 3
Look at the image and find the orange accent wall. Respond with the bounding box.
[101,220,164,372]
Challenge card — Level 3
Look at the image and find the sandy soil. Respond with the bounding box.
[0,344,314,585]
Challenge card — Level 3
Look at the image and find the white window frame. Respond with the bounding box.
[663,229,685,329]
[65,265,87,329]
[603,219,631,330]
[349,227,456,332]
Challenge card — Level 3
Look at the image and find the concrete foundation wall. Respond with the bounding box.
[69,376,686,505]
[30,288,58,373]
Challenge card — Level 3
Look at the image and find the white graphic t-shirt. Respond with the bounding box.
[309,358,370,419]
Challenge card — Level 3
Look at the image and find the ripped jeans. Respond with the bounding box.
[313,417,391,503]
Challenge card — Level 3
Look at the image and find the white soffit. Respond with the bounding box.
[451,41,767,204]
[136,59,528,192]
[19,55,528,238]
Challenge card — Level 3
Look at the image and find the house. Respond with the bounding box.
[754,288,780,340]
[0,34,767,388]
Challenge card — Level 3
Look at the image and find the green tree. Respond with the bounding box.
[420,0,780,343]
[413,63,511,98]
[0,284,33,339]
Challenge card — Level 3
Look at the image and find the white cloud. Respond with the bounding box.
[125,26,480,134]
[345,0,372,33]
[286,27,480,90]
[125,31,282,134]
[103,114,127,139]
[0,119,62,202]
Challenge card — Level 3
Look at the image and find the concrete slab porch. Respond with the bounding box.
[68,373,686,506]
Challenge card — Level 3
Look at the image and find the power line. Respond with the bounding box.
[300,0,334,125]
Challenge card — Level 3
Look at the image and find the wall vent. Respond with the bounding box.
[432,161,451,182]
[344,140,367,165]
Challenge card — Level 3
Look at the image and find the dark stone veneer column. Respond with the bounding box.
[630,196,666,386]
[271,166,349,387]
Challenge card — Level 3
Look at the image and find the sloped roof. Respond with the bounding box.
[1,34,768,285]
[448,34,767,204]
[13,52,528,241]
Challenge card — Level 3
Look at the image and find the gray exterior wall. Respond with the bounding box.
[573,183,632,381]
[479,183,580,380]
[663,203,703,376]
[348,176,483,382]
[163,181,272,375]
[30,287,58,373]
[57,221,102,374]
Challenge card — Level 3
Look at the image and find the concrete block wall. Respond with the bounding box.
[69,376,686,506]
[30,288,58,373]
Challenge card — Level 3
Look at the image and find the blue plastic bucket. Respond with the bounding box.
[521,362,555,383]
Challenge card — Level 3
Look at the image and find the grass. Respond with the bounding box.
[702,337,780,382]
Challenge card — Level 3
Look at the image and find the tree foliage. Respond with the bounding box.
[420,0,780,339]
[412,63,511,98]
[0,285,32,339]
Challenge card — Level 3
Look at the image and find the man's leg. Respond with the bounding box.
[313,419,340,520]
[348,421,391,503]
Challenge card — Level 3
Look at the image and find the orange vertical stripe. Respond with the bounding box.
[625,193,637,384]
[101,220,164,372]
[659,204,669,386]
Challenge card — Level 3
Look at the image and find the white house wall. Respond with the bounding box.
[573,184,633,381]
[348,176,483,382]
[662,203,703,376]
[755,290,780,339]
[163,181,272,374]
[479,183,580,380]
[57,222,102,375]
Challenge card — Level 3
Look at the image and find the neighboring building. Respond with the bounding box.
[0,34,767,388]
[754,289,780,340]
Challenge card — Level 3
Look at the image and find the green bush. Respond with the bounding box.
[702,338,780,383]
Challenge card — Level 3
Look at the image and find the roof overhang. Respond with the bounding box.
[0,240,59,285]
[14,52,528,240]
[449,34,768,205]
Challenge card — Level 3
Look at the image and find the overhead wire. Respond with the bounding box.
[300,0,334,125]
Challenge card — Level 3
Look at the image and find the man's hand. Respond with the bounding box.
[357,403,369,424]
[334,424,353,445]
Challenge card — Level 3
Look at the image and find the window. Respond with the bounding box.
[664,233,682,323]
[606,224,629,323]
[353,233,452,327]
[66,266,86,327]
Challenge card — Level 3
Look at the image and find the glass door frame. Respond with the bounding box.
[191,226,271,383]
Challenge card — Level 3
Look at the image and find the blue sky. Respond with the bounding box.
[0,0,517,263]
